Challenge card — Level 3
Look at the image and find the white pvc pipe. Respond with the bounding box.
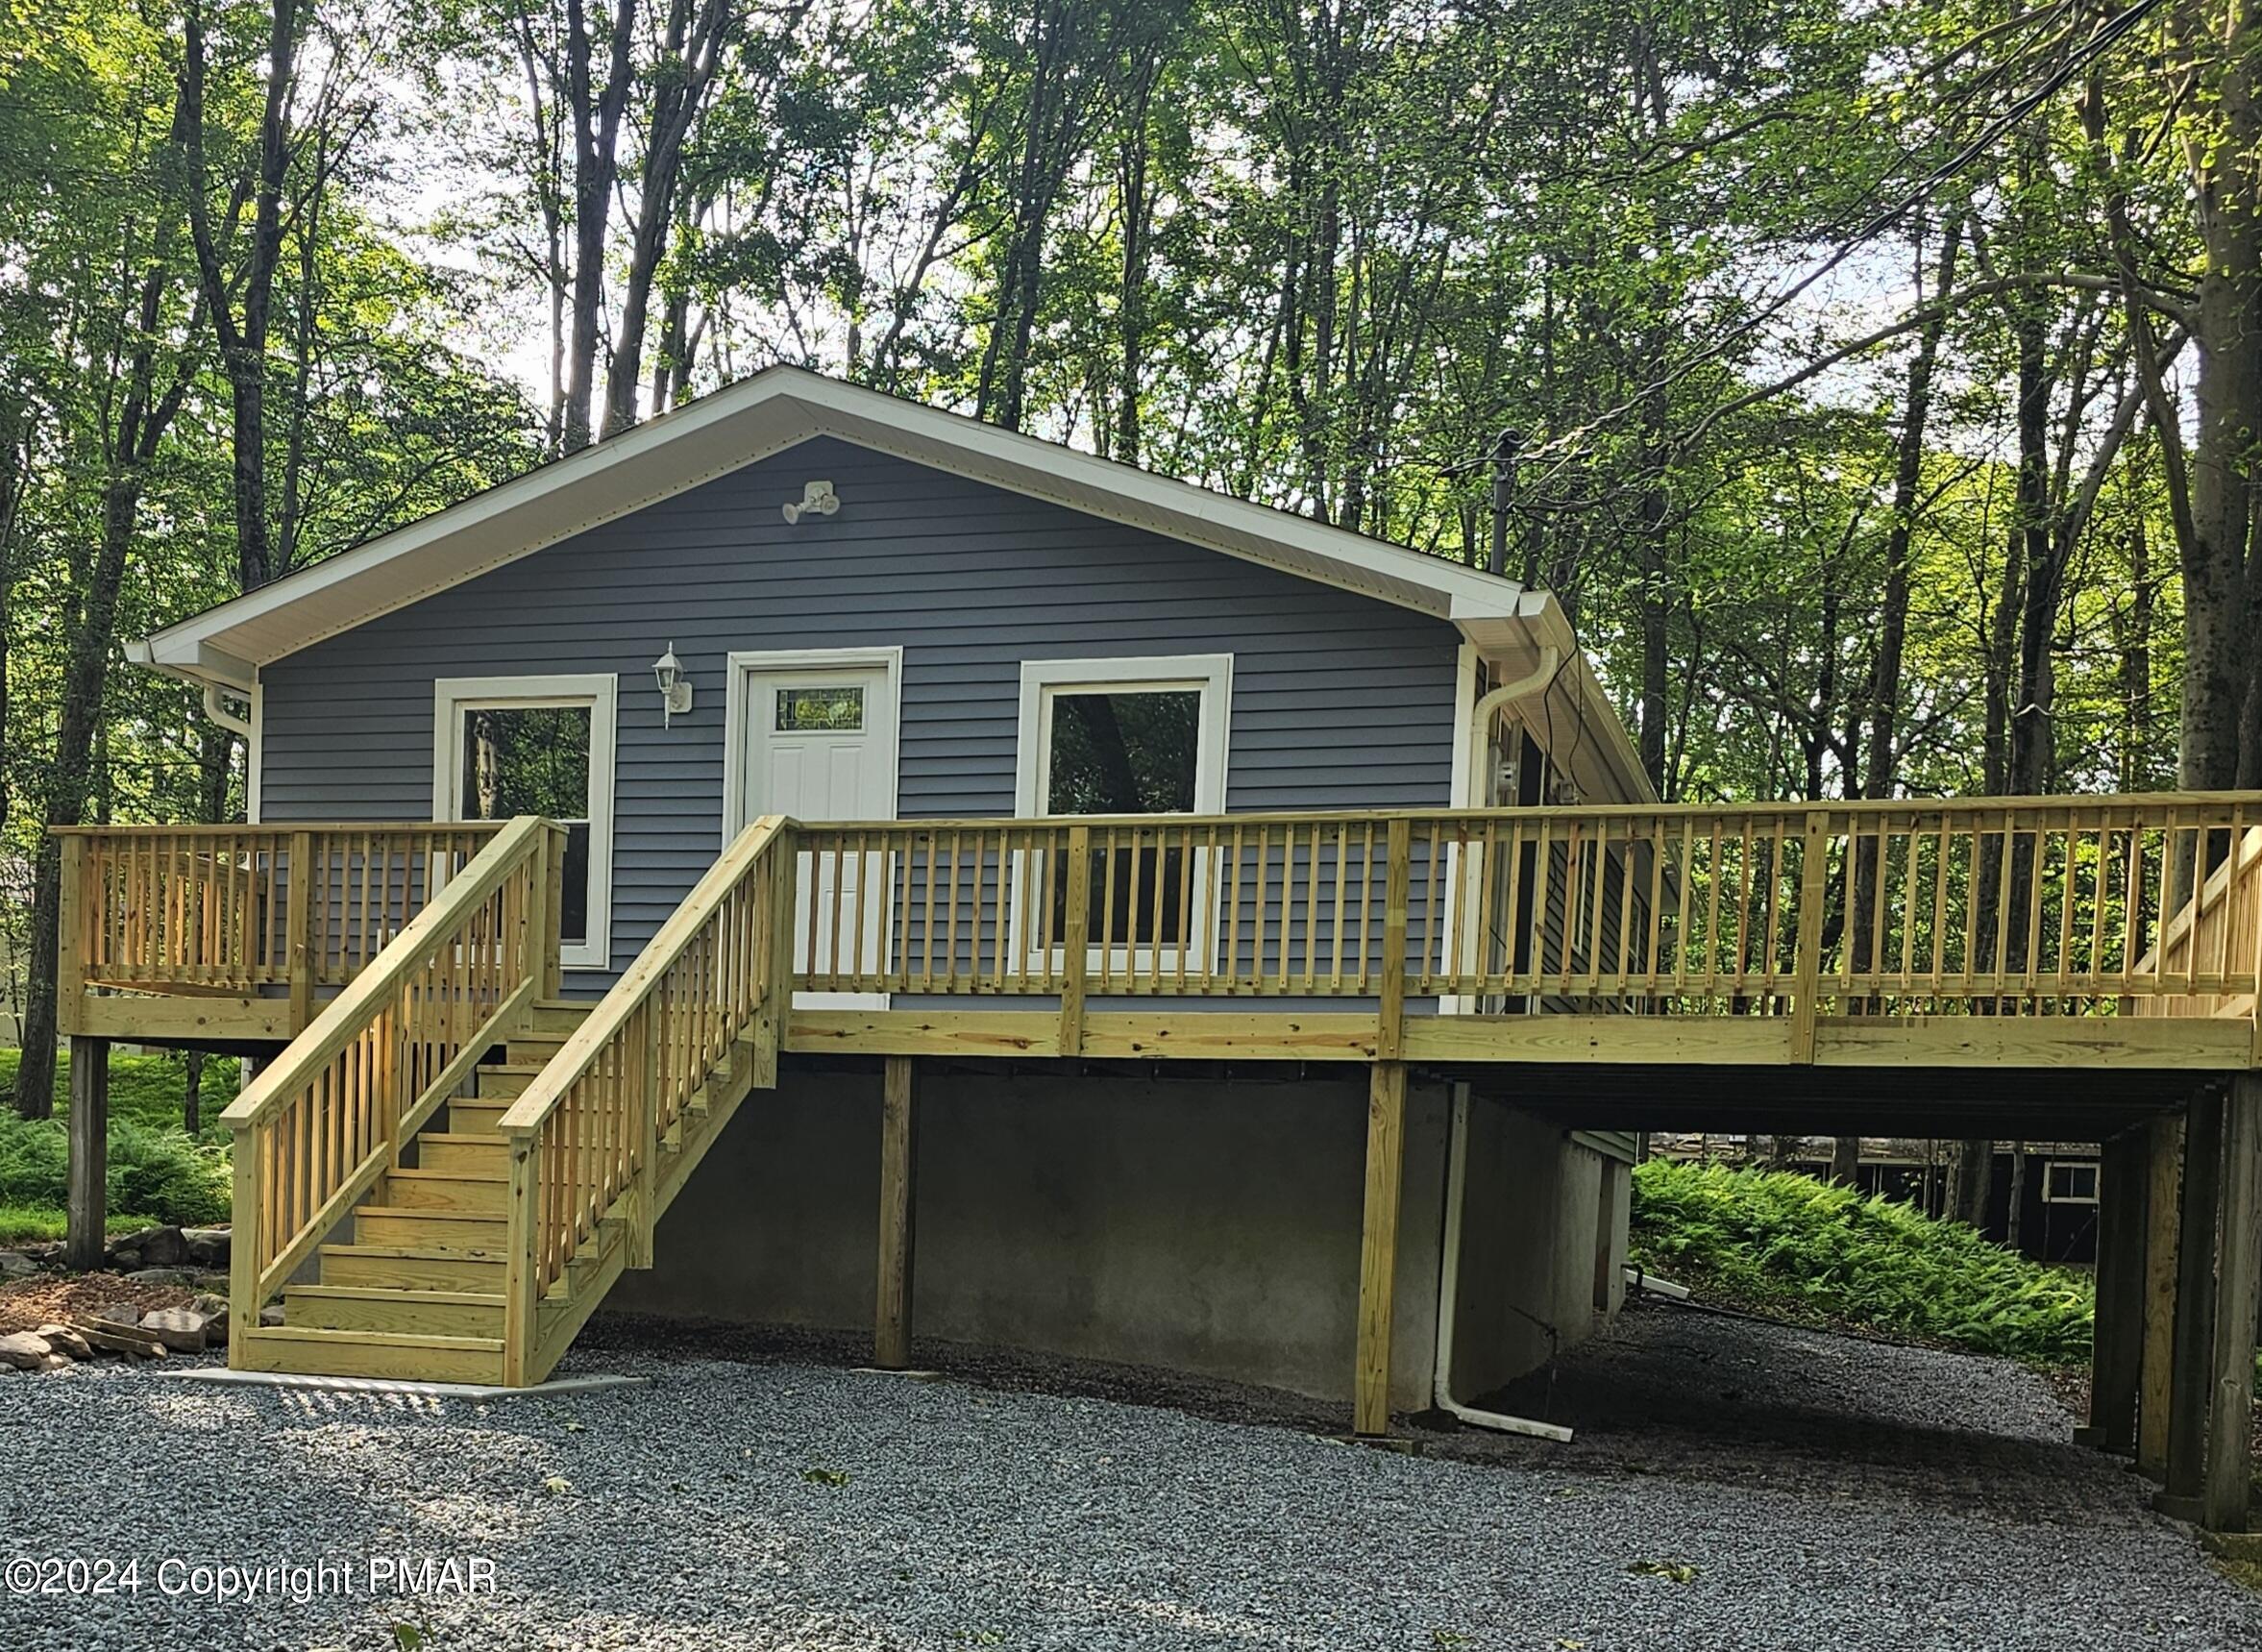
[1431,1085,1574,1443]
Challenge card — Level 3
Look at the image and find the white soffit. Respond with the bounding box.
[135,367,1541,678]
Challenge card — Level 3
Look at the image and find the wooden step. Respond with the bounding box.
[282,1285,504,1338]
[448,1099,510,1136]
[506,1031,572,1066]
[239,1325,504,1385]
[381,1169,507,1214]
[319,1245,505,1293]
[353,1207,507,1255]
[530,999,592,1034]
[415,1134,510,1174]
[474,1064,544,1101]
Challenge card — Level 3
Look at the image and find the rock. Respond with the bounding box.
[35,1353,70,1372]
[183,1228,232,1267]
[109,1248,141,1270]
[259,1305,286,1327]
[110,1226,187,1269]
[0,1250,36,1278]
[0,1332,54,1370]
[123,1268,195,1287]
[139,1307,222,1352]
[190,1292,230,1319]
[90,1304,144,1329]
[34,1324,91,1361]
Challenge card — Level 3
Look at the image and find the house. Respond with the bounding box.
[97,366,1650,1420]
[55,369,2262,1522]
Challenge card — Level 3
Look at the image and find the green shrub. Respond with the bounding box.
[1629,1158,2095,1365]
[0,1049,237,1232]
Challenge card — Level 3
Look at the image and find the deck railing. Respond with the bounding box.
[215,818,562,1353]
[2133,824,2262,1023]
[58,823,504,1027]
[495,816,792,1383]
[791,795,2262,1029]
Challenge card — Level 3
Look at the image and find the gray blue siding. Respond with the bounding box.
[259,436,1465,978]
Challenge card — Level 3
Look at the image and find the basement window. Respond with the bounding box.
[2042,1160,2100,1204]
[434,674,617,971]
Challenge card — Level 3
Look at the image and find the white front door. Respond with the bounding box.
[738,661,897,1008]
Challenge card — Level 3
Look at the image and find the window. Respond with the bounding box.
[434,675,617,971]
[2043,1160,2099,1204]
[775,685,864,731]
[1016,655,1230,953]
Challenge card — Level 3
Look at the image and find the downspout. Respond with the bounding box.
[1431,1083,1573,1442]
[202,679,253,741]
[1463,645,1562,807]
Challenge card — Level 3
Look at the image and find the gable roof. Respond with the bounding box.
[131,364,1650,798]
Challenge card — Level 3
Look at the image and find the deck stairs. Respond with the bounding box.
[224,813,794,1386]
[238,997,775,1383]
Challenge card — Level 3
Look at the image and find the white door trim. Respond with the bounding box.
[721,646,903,841]
[724,647,902,1011]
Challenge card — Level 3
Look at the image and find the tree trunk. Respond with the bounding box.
[1947,1140,1994,1230]
[1829,1135,1862,1187]
[561,0,636,452]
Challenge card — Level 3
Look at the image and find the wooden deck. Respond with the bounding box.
[61,797,2262,1070]
[42,797,2262,1526]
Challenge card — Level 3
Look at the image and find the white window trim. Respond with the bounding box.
[1014,654,1232,818]
[2042,1158,2100,1205]
[432,673,618,972]
[720,647,903,842]
[1013,653,1232,975]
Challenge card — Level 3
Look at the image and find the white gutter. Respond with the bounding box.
[201,680,253,740]
[1431,1085,1574,1443]
[1463,645,1563,806]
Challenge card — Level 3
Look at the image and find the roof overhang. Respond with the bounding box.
[133,363,1651,800]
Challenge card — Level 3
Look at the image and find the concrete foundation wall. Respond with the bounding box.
[618,1064,1622,1411]
[1446,1099,1614,1397]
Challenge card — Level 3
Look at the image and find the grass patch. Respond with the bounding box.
[1629,1158,2095,1365]
[0,1049,235,1234]
[0,1206,174,1245]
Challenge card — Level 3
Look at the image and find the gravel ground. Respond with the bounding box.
[2,1304,2258,1651]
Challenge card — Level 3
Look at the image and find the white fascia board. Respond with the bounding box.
[136,367,1537,679]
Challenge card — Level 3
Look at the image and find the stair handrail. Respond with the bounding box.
[495,814,795,1382]
[219,814,563,1361]
[2133,822,2262,1021]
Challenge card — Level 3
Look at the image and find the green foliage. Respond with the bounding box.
[1629,1158,2095,1364]
[0,1050,234,1229]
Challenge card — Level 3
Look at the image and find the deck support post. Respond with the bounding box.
[2081,1126,2145,1453]
[2201,1075,2262,1531]
[1354,1060,1408,1437]
[874,1056,918,1370]
[2139,1113,2184,1478]
[63,1036,110,1271]
[2163,1089,2227,1514]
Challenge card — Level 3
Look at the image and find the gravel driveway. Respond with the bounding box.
[2,1306,2257,1651]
